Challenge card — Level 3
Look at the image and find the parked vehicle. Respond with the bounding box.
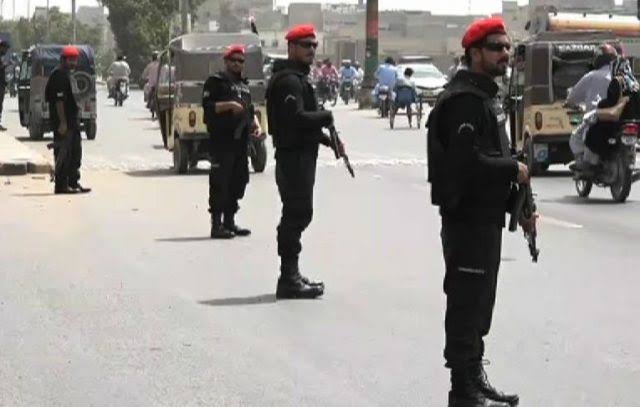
[18,45,97,140]
[160,32,269,174]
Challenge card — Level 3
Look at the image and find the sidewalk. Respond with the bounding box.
[0,131,51,176]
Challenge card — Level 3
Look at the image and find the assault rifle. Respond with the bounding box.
[508,158,540,263]
[327,125,355,178]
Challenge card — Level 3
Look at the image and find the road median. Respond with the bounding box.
[0,131,51,176]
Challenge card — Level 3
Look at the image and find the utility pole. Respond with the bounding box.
[72,0,77,42]
[358,0,379,109]
[179,0,190,35]
[46,0,50,41]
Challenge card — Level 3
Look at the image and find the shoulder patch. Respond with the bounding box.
[457,123,475,134]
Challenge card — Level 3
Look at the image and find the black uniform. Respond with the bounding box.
[266,59,332,279]
[428,70,518,369]
[45,66,82,191]
[202,71,252,226]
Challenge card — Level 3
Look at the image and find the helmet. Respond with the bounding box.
[62,46,80,58]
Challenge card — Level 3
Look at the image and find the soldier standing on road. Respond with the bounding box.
[45,46,91,195]
[203,44,261,239]
[0,40,10,131]
[266,24,334,299]
[427,17,535,407]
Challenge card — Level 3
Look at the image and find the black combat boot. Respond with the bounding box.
[276,258,324,299]
[472,361,519,406]
[449,367,510,407]
[211,212,234,239]
[223,212,251,237]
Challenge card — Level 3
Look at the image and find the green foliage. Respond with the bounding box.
[99,0,206,82]
[0,8,102,53]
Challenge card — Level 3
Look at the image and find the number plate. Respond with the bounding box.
[622,135,637,146]
[533,143,549,163]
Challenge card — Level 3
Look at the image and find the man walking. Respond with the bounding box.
[266,25,334,299]
[203,44,260,239]
[427,17,534,407]
[45,46,91,194]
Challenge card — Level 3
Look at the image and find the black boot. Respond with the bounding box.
[276,258,324,299]
[472,362,519,406]
[211,212,234,239]
[449,367,510,407]
[224,212,251,237]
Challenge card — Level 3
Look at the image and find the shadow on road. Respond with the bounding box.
[152,145,165,150]
[543,195,636,205]
[15,136,50,143]
[533,170,572,178]
[13,193,56,197]
[125,168,208,177]
[198,294,277,307]
[156,236,211,242]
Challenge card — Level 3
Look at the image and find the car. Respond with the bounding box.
[18,44,97,140]
[397,62,447,105]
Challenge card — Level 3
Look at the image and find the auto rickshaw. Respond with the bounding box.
[505,31,619,175]
[18,44,97,140]
[159,32,268,174]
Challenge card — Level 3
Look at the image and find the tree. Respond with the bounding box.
[99,0,206,82]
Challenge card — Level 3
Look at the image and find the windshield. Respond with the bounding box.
[402,64,444,80]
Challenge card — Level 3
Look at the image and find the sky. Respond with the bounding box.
[0,0,626,19]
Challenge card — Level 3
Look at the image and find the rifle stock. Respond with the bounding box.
[509,159,540,263]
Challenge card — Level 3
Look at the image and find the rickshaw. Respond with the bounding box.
[505,31,618,175]
[160,32,268,174]
[18,44,97,140]
[388,85,424,129]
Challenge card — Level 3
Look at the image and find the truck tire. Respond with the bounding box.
[173,135,189,174]
[85,120,97,140]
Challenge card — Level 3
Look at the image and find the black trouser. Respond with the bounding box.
[53,129,82,189]
[0,84,5,123]
[441,218,503,368]
[275,149,317,277]
[209,147,249,220]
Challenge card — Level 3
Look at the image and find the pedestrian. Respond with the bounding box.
[45,46,91,194]
[427,17,535,407]
[202,44,260,239]
[0,40,10,131]
[266,24,334,299]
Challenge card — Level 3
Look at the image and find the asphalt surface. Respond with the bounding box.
[1,89,639,406]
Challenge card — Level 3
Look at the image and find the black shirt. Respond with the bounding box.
[202,71,252,151]
[428,70,518,225]
[45,67,79,130]
[266,59,332,152]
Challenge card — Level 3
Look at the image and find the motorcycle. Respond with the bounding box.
[114,78,129,107]
[316,77,338,107]
[340,79,355,105]
[572,119,640,203]
[378,86,391,118]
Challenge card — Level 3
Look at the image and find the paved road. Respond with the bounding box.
[1,90,639,406]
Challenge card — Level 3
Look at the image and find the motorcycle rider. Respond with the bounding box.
[373,56,398,106]
[320,58,339,97]
[108,55,131,99]
[567,44,618,171]
[142,51,160,118]
[394,67,418,127]
[339,60,358,100]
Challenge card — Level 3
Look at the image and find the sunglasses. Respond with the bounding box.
[482,42,511,53]
[295,41,318,50]
[228,58,245,64]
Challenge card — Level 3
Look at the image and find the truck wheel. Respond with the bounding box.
[28,114,44,140]
[250,137,267,173]
[85,120,97,140]
[575,179,593,198]
[173,135,189,174]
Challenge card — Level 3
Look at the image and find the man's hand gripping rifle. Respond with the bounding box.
[509,153,540,263]
[326,125,355,178]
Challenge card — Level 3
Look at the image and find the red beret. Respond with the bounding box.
[62,46,80,58]
[286,24,317,42]
[224,44,246,59]
[462,17,507,49]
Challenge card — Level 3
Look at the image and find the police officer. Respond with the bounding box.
[427,17,534,407]
[266,24,333,299]
[203,44,261,239]
[45,46,91,195]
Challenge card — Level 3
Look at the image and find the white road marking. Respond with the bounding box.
[540,215,584,229]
